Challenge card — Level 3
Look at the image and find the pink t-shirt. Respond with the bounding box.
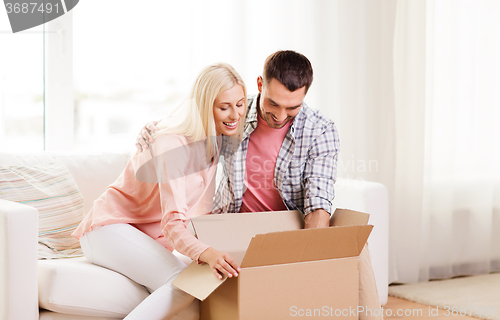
[240,113,291,213]
[72,134,216,262]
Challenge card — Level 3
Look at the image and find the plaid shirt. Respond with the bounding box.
[213,94,340,216]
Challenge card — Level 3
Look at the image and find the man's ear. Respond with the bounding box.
[257,76,263,93]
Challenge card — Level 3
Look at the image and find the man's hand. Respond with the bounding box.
[304,209,330,229]
[199,247,241,280]
[135,120,160,152]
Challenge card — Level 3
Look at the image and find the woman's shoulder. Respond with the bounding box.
[154,133,188,145]
[149,133,191,154]
[133,134,188,166]
[132,133,192,180]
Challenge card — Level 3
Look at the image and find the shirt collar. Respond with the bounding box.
[246,94,260,124]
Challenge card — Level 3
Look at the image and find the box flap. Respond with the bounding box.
[172,250,244,301]
[190,210,304,253]
[330,208,370,226]
[241,225,373,268]
[172,262,224,301]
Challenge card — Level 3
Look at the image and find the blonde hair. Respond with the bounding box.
[155,62,247,157]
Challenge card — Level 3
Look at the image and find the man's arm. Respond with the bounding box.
[304,209,330,229]
[302,122,340,222]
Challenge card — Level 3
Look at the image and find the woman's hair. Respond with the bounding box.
[154,62,247,156]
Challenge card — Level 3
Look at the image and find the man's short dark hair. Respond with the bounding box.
[263,50,313,93]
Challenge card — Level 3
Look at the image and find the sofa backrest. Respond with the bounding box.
[0,153,131,215]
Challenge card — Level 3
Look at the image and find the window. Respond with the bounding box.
[72,1,200,153]
[2,0,320,153]
[0,20,44,153]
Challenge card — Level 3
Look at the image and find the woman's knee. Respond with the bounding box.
[79,232,95,263]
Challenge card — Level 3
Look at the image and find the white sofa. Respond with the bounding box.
[0,152,389,320]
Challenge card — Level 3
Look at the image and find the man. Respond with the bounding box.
[137,50,382,320]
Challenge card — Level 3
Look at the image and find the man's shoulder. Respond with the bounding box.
[297,103,335,132]
[245,94,259,120]
[247,94,258,104]
[247,94,258,112]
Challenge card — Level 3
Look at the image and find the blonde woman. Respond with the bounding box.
[72,63,246,320]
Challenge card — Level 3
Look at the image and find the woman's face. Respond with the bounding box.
[213,84,246,136]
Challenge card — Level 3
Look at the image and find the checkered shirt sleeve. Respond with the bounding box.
[300,122,339,215]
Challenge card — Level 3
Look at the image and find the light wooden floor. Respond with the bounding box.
[385,296,478,320]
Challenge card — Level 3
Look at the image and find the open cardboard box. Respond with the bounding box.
[172,209,373,320]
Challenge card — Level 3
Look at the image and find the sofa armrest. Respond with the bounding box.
[332,178,389,305]
[0,200,39,320]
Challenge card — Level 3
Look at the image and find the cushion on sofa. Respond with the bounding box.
[39,310,122,320]
[0,152,131,215]
[38,257,150,317]
[0,161,84,259]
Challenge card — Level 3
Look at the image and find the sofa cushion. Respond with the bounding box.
[39,310,121,320]
[0,161,85,259]
[0,153,131,215]
[38,257,149,317]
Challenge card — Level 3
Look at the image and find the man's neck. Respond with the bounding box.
[256,93,264,120]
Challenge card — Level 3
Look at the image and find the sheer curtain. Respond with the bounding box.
[391,0,500,283]
[315,0,500,283]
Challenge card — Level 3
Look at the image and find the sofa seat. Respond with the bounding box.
[38,257,149,318]
[39,311,122,320]
[38,251,194,319]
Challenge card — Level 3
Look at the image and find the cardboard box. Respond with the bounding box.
[173,209,372,320]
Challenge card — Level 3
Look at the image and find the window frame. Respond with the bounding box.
[44,11,74,151]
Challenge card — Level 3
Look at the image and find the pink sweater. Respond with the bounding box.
[72,134,216,262]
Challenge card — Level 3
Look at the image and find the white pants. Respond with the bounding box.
[80,223,199,320]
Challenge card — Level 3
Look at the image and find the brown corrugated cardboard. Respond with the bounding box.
[330,208,370,226]
[170,263,221,302]
[241,225,371,268]
[172,210,304,300]
[237,258,359,319]
[172,209,372,319]
[190,210,304,252]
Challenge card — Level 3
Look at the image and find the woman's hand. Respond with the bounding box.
[199,247,241,280]
[135,120,160,152]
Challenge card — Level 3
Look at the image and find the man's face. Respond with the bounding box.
[257,76,306,129]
